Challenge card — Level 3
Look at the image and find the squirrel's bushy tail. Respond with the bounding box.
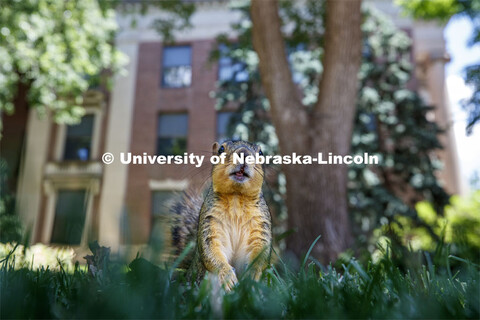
[169,190,203,261]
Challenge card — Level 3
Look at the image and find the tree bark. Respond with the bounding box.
[251,0,362,264]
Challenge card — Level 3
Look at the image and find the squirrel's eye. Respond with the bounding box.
[259,150,263,156]
[218,146,225,154]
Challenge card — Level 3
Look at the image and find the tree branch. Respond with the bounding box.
[251,0,308,148]
[315,0,362,117]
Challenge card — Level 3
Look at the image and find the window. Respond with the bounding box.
[157,114,188,155]
[216,111,236,141]
[363,112,377,132]
[162,46,192,88]
[63,115,94,161]
[218,45,249,82]
[50,190,87,245]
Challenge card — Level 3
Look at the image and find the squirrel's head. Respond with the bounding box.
[211,140,264,197]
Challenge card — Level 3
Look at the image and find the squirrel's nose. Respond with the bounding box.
[235,147,253,158]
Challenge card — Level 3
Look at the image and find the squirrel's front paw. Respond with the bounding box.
[218,267,238,291]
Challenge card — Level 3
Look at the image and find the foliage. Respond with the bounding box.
[0,0,126,126]
[0,158,22,243]
[398,0,480,134]
[396,0,463,22]
[351,7,450,258]
[211,1,449,259]
[1,243,479,319]
[0,0,195,131]
[374,191,480,267]
[117,0,195,44]
[0,212,22,244]
[463,62,480,134]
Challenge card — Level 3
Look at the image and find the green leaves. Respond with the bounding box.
[0,0,125,124]
[398,0,480,134]
[463,63,480,134]
[396,0,463,22]
[1,246,479,319]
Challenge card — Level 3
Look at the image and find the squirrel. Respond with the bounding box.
[170,140,272,290]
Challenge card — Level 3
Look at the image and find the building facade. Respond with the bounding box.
[4,0,460,251]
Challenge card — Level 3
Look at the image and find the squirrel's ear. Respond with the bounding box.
[212,142,219,155]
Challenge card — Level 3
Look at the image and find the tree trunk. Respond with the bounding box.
[251,0,362,264]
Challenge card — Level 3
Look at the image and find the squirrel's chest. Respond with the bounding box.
[213,196,263,269]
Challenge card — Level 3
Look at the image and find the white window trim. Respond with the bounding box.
[149,179,189,191]
[43,178,100,247]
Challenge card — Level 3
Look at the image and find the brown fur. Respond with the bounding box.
[171,140,272,290]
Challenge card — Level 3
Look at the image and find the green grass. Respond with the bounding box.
[1,247,479,319]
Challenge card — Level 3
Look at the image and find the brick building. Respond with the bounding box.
[2,0,459,251]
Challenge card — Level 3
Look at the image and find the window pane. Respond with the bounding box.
[218,48,249,82]
[163,46,191,67]
[219,62,249,82]
[66,115,94,136]
[157,114,188,155]
[364,112,377,131]
[162,66,192,88]
[51,190,87,245]
[64,115,94,161]
[218,56,234,81]
[287,43,307,84]
[216,112,235,141]
[162,46,192,88]
[158,114,188,136]
[157,137,187,156]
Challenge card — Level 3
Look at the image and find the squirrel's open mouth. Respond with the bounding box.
[230,165,250,182]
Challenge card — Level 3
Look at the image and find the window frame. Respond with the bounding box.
[50,189,89,245]
[55,107,103,162]
[42,179,99,247]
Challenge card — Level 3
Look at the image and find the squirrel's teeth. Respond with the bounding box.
[231,165,249,179]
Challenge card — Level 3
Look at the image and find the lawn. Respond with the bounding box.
[1,243,479,319]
